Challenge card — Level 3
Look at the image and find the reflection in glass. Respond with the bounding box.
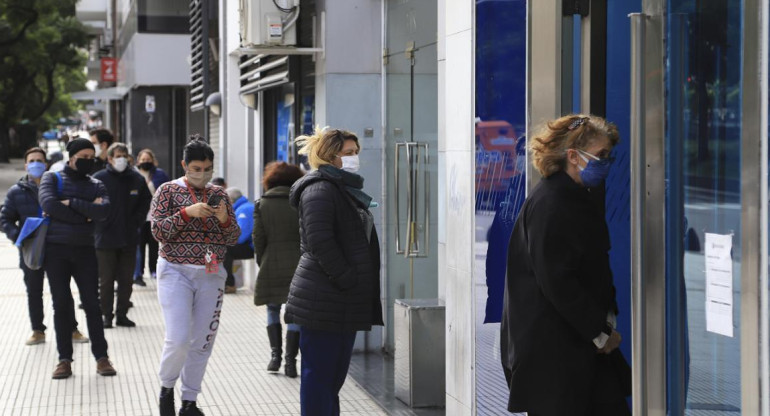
[666,1,743,414]
[474,0,527,413]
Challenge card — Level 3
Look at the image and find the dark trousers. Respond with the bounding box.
[528,401,630,416]
[20,249,47,331]
[97,246,135,318]
[223,242,254,287]
[299,327,357,416]
[19,249,79,332]
[45,243,108,361]
[135,221,158,277]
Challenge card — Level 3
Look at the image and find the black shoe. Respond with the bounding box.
[115,315,136,327]
[78,303,84,310]
[103,317,113,329]
[266,324,282,372]
[159,387,175,416]
[178,400,204,416]
[128,301,134,309]
[134,278,147,287]
[284,330,299,378]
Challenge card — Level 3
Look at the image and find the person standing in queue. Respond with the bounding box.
[88,128,114,174]
[251,162,305,378]
[152,136,239,416]
[500,115,630,416]
[0,147,88,346]
[133,148,170,286]
[39,138,116,379]
[286,128,383,415]
[93,143,152,328]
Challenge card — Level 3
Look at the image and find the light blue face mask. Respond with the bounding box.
[577,149,613,187]
[26,161,46,179]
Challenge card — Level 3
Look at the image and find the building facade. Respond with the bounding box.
[75,0,199,177]
[81,0,770,414]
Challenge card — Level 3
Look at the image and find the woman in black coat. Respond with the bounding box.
[286,128,382,416]
[500,115,630,416]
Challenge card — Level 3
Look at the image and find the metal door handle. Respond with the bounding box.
[629,12,647,416]
[395,142,430,257]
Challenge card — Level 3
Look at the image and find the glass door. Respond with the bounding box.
[383,0,438,350]
[665,1,743,413]
[473,0,527,413]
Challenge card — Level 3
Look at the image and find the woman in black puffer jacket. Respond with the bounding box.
[286,128,382,416]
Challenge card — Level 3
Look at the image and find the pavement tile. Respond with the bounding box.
[0,236,387,415]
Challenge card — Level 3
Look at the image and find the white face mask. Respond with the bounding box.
[94,144,102,158]
[112,157,128,172]
[340,155,360,173]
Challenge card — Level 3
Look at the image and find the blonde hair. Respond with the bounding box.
[529,114,619,177]
[136,148,158,166]
[295,127,360,169]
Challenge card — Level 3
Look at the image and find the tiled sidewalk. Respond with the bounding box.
[0,239,386,416]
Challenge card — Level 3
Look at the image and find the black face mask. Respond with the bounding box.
[75,158,95,173]
[138,162,154,171]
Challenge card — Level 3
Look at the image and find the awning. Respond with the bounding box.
[70,87,128,101]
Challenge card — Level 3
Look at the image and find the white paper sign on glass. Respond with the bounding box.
[704,232,734,337]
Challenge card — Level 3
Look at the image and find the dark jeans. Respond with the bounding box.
[97,246,135,318]
[19,249,78,332]
[45,243,108,361]
[223,242,254,287]
[135,221,158,277]
[299,327,356,416]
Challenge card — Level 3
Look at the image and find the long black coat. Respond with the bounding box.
[285,168,384,332]
[500,171,629,415]
[92,165,152,249]
[252,186,301,306]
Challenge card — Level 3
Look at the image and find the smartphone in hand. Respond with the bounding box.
[207,194,222,207]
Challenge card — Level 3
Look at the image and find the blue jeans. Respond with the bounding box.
[266,304,300,332]
[299,327,356,416]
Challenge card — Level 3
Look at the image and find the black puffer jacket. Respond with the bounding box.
[285,167,383,332]
[92,165,152,249]
[39,166,110,246]
[0,176,41,243]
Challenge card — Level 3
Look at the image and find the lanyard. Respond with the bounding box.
[184,179,211,248]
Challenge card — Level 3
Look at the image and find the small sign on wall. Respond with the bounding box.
[145,95,156,113]
[101,58,117,82]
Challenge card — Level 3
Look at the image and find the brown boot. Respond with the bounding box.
[52,360,72,379]
[96,357,117,376]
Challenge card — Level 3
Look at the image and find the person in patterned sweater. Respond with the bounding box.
[151,136,240,416]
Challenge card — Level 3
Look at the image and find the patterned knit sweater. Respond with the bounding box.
[151,178,240,265]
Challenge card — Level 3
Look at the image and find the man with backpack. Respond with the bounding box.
[39,138,116,379]
[0,147,88,346]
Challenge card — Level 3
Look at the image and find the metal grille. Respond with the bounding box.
[189,0,207,111]
[238,54,291,96]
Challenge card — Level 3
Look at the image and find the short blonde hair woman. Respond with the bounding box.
[295,127,361,169]
[500,115,630,415]
[286,127,382,415]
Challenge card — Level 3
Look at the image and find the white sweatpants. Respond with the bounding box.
[157,258,226,401]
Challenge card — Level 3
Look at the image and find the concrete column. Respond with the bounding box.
[438,0,475,413]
